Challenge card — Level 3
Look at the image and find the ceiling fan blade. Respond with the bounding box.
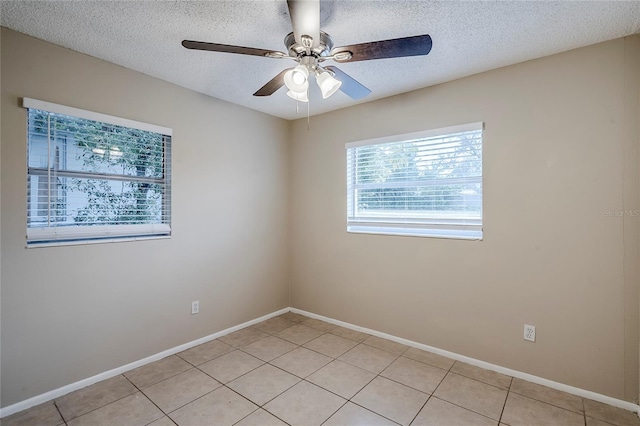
[182,40,286,58]
[253,68,293,96]
[287,0,320,48]
[330,34,432,62]
[325,66,371,100]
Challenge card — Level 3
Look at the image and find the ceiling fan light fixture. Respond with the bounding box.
[286,89,309,103]
[284,65,309,93]
[316,71,342,99]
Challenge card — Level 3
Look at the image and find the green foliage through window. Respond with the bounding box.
[346,123,483,239]
[26,101,171,244]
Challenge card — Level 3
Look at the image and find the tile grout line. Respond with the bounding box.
[426,395,498,424]
[408,394,432,426]
[443,372,594,425]
[419,368,505,424]
[147,376,222,418]
[409,362,452,424]
[150,368,269,425]
[316,394,350,426]
[300,341,359,360]
[239,341,299,364]
[254,339,359,425]
[443,369,511,392]
[338,344,416,425]
[218,351,309,425]
[347,402,403,425]
[225,363,302,409]
[195,353,265,386]
[346,395,403,425]
[402,345,455,425]
[266,352,332,380]
[507,387,587,417]
[53,375,140,425]
[230,405,288,426]
[170,385,239,421]
[227,376,296,426]
[497,376,514,424]
[122,373,172,424]
[248,332,392,424]
[127,355,195,388]
[52,400,66,426]
[303,359,378,403]
[144,411,178,426]
[188,319,342,415]
[263,319,399,425]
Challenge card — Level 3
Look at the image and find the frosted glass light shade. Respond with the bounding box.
[284,65,309,94]
[286,90,309,102]
[316,71,342,99]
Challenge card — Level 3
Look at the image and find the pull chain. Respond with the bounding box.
[307,88,310,131]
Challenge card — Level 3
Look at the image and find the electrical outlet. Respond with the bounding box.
[191,300,200,315]
[524,324,536,342]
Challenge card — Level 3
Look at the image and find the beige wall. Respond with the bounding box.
[623,36,640,402]
[0,28,290,407]
[290,36,640,401]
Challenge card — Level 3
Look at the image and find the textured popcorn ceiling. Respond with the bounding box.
[1,1,639,120]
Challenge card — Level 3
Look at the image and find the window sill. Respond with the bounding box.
[26,234,171,248]
[347,226,482,240]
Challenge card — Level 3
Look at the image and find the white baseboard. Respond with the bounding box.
[0,307,289,418]
[290,307,640,414]
[2,306,638,418]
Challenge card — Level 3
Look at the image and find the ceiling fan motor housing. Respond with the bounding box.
[285,31,333,59]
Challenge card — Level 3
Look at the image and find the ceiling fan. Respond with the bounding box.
[182,0,432,103]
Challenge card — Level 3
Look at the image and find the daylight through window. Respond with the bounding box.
[25,98,172,246]
[346,122,483,240]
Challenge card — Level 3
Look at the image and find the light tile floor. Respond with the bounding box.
[4,312,640,426]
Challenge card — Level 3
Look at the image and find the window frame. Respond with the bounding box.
[24,98,172,247]
[346,122,484,240]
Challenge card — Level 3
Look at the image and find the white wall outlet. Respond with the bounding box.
[524,324,536,342]
[191,300,200,315]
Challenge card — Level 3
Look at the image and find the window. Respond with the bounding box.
[25,98,172,246]
[346,122,483,240]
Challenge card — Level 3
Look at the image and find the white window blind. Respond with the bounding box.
[25,98,172,246]
[346,122,483,240]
